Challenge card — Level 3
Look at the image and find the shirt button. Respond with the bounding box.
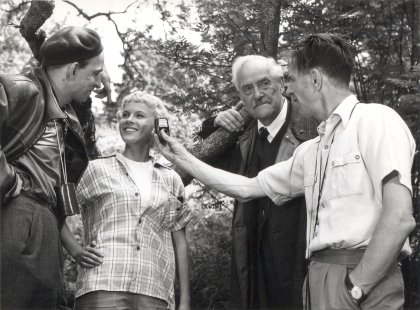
[324,145,329,149]
[331,161,335,166]
[135,193,139,196]
[138,218,142,224]
[315,232,318,237]
[321,203,325,208]
[137,246,140,250]
[355,155,360,160]
[126,173,129,176]
[299,129,304,134]
[176,207,181,211]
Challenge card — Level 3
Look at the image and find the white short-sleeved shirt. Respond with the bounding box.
[257,95,416,258]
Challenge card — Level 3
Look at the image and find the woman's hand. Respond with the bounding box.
[74,241,104,268]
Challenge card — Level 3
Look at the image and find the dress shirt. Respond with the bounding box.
[257,98,288,143]
[75,153,192,309]
[257,95,415,258]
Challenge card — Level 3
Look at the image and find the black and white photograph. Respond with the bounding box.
[0,0,419,309]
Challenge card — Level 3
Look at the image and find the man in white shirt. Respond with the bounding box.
[155,34,416,309]
[198,55,317,309]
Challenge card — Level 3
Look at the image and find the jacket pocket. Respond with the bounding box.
[21,205,36,255]
[330,151,364,199]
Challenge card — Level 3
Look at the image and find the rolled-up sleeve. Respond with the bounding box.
[358,105,416,198]
[257,140,311,206]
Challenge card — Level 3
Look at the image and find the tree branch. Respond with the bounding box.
[63,0,138,21]
[173,105,253,185]
[19,1,55,62]
[220,9,259,54]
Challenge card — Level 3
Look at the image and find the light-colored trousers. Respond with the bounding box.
[303,260,404,310]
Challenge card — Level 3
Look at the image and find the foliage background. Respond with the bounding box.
[1,0,419,309]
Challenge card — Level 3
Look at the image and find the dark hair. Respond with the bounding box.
[291,33,356,87]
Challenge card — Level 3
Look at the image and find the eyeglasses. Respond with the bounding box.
[241,79,273,96]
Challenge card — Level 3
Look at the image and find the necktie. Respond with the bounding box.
[259,127,269,141]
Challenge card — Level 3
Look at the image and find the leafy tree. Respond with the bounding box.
[0,1,31,73]
[2,0,419,308]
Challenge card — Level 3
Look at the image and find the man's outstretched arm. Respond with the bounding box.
[154,131,265,201]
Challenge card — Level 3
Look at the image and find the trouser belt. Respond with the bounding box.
[310,248,365,265]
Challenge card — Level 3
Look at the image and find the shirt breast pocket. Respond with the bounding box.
[330,151,364,199]
[159,195,183,231]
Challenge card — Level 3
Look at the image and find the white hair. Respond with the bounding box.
[231,55,283,89]
[117,91,169,120]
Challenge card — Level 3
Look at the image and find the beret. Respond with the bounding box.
[40,26,103,66]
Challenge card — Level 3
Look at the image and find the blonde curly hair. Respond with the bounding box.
[117,91,169,120]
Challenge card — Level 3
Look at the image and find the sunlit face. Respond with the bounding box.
[236,59,284,126]
[69,52,104,103]
[118,101,155,146]
[286,63,316,118]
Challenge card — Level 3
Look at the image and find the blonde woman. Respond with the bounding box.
[62,91,191,310]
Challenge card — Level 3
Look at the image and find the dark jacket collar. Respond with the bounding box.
[32,67,67,122]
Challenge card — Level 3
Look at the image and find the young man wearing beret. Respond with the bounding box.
[0,26,108,309]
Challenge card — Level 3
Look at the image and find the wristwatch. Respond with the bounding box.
[345,274,365,303]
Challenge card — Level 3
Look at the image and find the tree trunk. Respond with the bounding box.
[173,107,254,185]
[259,0,282,59]
[409,0,419,66]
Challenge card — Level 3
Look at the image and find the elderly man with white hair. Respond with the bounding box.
[198,55,318,310]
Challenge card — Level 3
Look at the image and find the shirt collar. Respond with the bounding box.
[328,95,359,128]
[257,97,288,138]
[115,153,171,170]
[315,95,358,140]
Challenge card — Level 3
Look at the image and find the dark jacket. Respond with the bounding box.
[199,100,318,309]
[0,67,89,203]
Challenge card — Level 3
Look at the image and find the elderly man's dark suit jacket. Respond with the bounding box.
[199,100,318,309]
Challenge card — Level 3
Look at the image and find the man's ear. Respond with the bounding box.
[68,62,79,81]
[310,69,322,90]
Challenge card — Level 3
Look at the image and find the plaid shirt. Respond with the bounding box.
[75,153,191,309]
